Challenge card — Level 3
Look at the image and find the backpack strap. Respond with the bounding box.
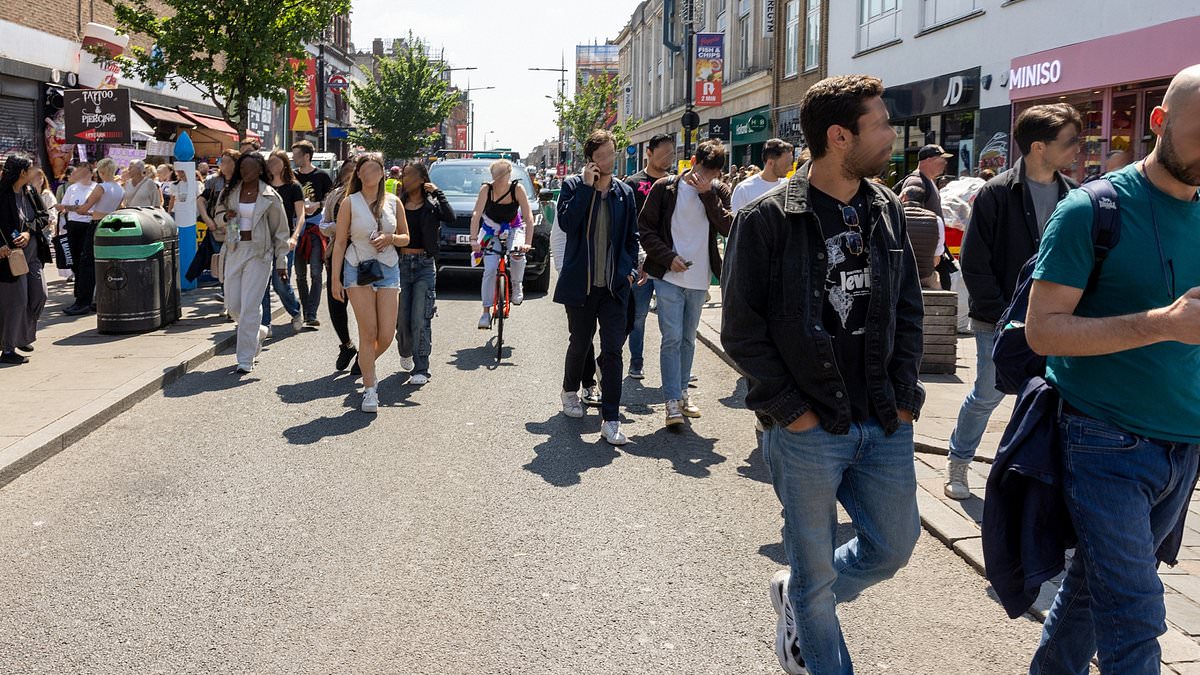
[1079,178,1121,293]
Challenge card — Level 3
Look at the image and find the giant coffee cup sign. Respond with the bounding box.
[64,88,131,144]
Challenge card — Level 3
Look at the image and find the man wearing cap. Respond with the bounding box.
[897,144,954,218]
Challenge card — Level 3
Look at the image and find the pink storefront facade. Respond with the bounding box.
[1008,16,1200,183]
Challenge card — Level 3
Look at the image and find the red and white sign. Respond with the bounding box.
[327,73,349,90]
[455,125,468,150]
[694,33,724,107]
[289,58,317,132]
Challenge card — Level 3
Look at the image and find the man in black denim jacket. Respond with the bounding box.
[720,75,925,675]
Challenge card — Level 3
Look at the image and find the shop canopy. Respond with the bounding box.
[178,108,261,142]
[132,101,195,128]
[128,103,156,143]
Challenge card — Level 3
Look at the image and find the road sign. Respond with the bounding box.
[327,73,349,90]
[64,88,131,145]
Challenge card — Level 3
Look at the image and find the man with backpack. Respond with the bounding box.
[944,103,1081,500]
[1024,63,1200,673]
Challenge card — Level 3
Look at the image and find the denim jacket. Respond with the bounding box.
[720,164,926,435]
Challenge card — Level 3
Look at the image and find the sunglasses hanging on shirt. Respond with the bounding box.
[840,205,865,256]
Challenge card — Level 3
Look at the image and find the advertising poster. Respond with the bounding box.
[694,33,724,107]
[289,58,316,132]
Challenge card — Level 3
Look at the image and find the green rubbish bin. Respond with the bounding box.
[94,207,182,334]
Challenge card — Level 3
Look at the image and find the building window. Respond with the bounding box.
[785,0,800,77]
[738,0,752,17]
[739,15,751,73]
[858,0,900,52]
[921,0,977,29]
[804,0,821,72]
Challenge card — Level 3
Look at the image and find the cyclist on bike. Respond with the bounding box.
[469,159,534,329]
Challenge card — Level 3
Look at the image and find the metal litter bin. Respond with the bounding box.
[94,207,182,334]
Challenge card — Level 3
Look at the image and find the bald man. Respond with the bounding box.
[1023,64,1200,672]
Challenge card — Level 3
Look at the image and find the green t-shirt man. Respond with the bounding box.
[1034,163,1200,443]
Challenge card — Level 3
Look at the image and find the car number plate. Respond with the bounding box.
[455,234,472,245]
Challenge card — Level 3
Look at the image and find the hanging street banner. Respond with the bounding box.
[694,33,724,107]
[64,88,131,144]
[289,58,317,132]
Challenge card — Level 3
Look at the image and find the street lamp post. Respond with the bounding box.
[484,130,495,150]
[529,56,569,174]
[463,85,494,149]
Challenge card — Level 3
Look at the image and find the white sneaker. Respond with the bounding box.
[235,364,253,374]
[561,390,584,418]
[665,399,685,427]
[770,570,808,675]
[410,373,429,386]
[681,395,701,418]
[361,386,379,413]
[478,310,492,330]
[601,420,628,446]
[582,386,602,407]
[291,313,304,331]
[945,458,972,500]
[400,355,415,372]
[256,325,269,358]
[512,284,525,306]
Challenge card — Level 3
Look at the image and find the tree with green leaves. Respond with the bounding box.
[347,37,461,160]
[554,74,642,163]
[103,0,349,142]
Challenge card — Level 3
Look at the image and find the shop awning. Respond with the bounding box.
[132,101,195,128]
[129,104,156,143]
[178,109,261,142]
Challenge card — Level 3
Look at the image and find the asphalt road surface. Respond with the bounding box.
[1,271,1053,674]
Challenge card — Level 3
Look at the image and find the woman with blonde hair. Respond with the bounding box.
[468,158,533,329]
[331,153,409,413]
[60,157,123,315]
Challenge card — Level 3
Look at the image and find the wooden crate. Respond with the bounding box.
[920,290,958,374]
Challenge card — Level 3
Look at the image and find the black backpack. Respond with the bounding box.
[991,179,1121,395]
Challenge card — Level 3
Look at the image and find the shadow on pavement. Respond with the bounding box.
[622,425,725,478]
[276,371,358,405]
[737,440,771,484]
[376,371,420,408]
[283,408,374,445]
[162,363,257,397]
[522,414,620,487]
[448,341,515,371]
[718,377,749,409]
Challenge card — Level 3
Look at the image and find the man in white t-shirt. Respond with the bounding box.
[638,139,733,427]
[731,138,795,212]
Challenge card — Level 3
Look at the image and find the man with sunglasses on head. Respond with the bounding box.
[944,103,1081,500]
[721,75,925,675]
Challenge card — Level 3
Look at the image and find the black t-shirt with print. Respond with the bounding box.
[296,168,333,216]
[810,183,873,422]
[625,169,664,216]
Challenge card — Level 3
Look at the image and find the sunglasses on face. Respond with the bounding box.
[841,205,865,256]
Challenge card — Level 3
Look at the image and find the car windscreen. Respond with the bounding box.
[430,163,534,200]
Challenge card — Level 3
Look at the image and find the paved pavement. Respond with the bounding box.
[0,276,285,486]
[1,271,1055,673]
[698,286,1200,674]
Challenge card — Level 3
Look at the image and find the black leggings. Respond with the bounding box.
[325,258,351,347]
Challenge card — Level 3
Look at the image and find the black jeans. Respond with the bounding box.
[563,288,628,421]
[324,258,351,347]
[67,220,97,306]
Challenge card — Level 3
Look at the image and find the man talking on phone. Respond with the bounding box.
[639,139,733,427]
[554,129,640,446]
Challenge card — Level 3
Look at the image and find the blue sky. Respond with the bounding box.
[350,0,643,156]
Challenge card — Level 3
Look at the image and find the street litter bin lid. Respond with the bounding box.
[96,207,177,260]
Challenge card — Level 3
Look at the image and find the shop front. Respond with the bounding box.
[731,106,772,169]
[883,67,981,184]
[1008,16,1199,184]
[775,105,804,154]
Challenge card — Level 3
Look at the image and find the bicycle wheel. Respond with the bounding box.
[495,273,507,361]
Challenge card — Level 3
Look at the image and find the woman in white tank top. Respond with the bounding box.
[76,158,125,223]
[330,153,410,413]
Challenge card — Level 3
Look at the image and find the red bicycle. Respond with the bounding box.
[482,235,511,362]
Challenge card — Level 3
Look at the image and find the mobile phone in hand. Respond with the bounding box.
[685,260,694,268]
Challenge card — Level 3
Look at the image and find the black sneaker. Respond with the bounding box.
[336,344,358,371]
[16,344,33,353]
[63,304,87,316]
[350,357,361,377]
[0,351,29,365]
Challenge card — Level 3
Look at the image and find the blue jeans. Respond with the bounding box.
[1031,412,1200,674]
[948,326,1007,462]
[763,420,920,675]
[627,279,654,371]
[397,254,437,376]
[654,279,706,401]
[295,215,325,321]
[262,251,301,325]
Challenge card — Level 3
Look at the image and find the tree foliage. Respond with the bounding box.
[347,37,461,160]
[104,0,348,141]
[553,74,642,161]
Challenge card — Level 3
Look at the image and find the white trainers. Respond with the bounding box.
[665,399,685,427]
[681,395,701,418]
[256,325,269,358]
[512,284,525,306]
[291,312,304,332]
[478,310,492,330]
[561,390,585,418]
[601,420,628,446]
[770,570,808,675]
[945,458,972,500]
[582,386,602,407]
[409,373,429,386]
[400,355,415,372]
[361,386,379,413]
